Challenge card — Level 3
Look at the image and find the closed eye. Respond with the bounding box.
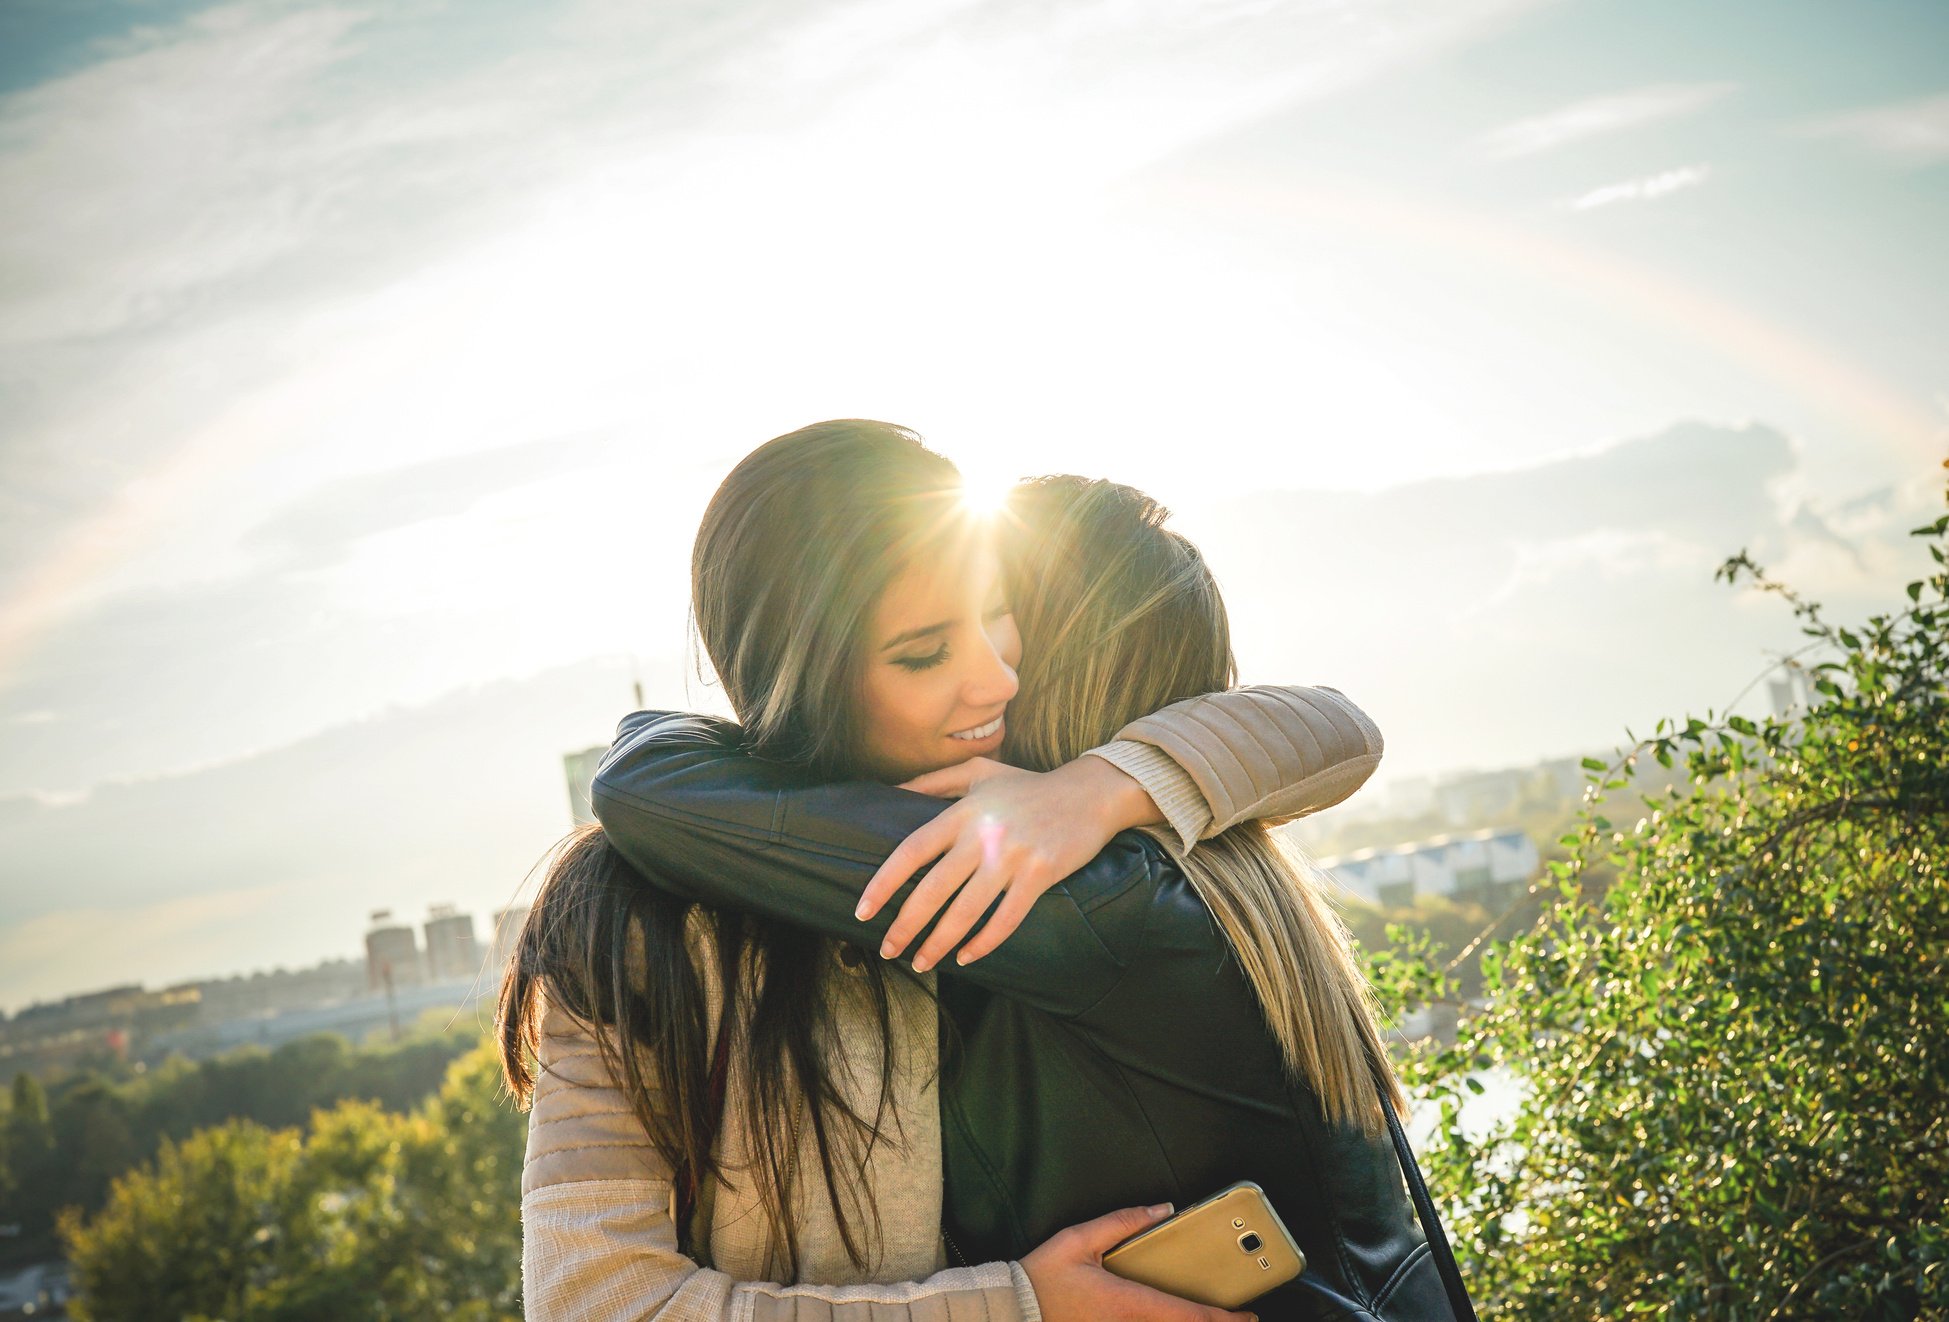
[894,647,949,672]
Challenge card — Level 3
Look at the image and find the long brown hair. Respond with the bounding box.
[1000,475,1407,1134]
[500,420,973,1276]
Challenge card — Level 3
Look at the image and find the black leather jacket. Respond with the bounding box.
[591,711,1464,1321]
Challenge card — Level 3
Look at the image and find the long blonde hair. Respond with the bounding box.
[1000,475,1406,1134]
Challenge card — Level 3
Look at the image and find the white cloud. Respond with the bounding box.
[1565,162,1711,211]
[1803,91,1949,166]
[0,5,374,345]
[0,0,1556,682]
[1180,420,1943,780]
[1480,82,1735,158]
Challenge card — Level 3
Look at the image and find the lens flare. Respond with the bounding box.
[958,471,1013,517]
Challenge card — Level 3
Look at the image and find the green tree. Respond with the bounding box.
[55,1079,140,1215]
[58,1120,305,1321]
[60,1039,523,1321]
[1374,481,1949,1318]
[6,1073,54,1160]
[4,1072,58,1234]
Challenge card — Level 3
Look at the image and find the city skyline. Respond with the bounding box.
[2,720,1740,1015]
[3,0,1945,1012]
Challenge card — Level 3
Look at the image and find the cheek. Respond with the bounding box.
[860,668,946,745]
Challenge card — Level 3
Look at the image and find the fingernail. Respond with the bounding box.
[954,950,971,966]
[880,938,897,959]
[854,901,870,920]
[1149,1203,1173,1217]
[912,954,933,973]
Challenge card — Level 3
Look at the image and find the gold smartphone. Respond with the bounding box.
[1102,1181,1306,1309]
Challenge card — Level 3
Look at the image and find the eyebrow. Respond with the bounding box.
[880,621,952,652]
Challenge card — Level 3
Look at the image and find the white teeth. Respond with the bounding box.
[950,715,1004,741]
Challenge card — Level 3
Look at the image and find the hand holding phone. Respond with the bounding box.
[1022,1202,1263,1321]
[1101,1181,1305,1309]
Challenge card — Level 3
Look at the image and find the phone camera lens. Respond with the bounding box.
[1239,1232,1263,1254]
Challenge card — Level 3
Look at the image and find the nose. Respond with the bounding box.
[965,620,1020,709]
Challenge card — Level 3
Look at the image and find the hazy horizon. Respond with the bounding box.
[3,0,1944,1012]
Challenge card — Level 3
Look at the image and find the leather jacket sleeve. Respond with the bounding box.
[588,684,1383,1014]
[591,712,1157,1018]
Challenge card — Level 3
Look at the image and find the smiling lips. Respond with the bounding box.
[949,714,1005,742]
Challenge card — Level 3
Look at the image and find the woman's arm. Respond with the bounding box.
[588,685,1383,1000]
[821,683,1384,969]
[521,995,1041,1322]
[1085,683,1384,847]
[590,713,1157,1017]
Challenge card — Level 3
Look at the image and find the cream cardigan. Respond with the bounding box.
[520,684,1383,1322]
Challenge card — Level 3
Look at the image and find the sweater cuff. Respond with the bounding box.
[1083,741,1212,853]
[1007,1261,1044,1322]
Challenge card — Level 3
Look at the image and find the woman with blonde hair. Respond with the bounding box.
[503,421,1425,1319]
[589,467,1479,1318]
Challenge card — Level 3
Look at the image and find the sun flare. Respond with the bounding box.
[957,466,1015,517]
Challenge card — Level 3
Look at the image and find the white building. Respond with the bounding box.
[365,910,424,990]
[423,903,480,981]
[564,745,605,825]
[1313,828,1540,908]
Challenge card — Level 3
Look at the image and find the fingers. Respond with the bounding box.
[1135,1286,1256,1322]
[879,837,981,960]
[1068,1203,1175,1257]
[856,814,957,922]
[897,762,975,798]
[947,881,1041,967]
[898,755,1010,798]
[907,863,1010,973]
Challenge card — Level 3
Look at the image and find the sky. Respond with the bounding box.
[1,0,1944,1012]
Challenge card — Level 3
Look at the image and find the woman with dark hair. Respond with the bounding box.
[586,461,1480,1319]
[502,420,1407,1320]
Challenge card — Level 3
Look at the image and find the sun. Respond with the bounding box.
[957,467,1015,517]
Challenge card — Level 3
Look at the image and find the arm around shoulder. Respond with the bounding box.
[1085,684,1384,847]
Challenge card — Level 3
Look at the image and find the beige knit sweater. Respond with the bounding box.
[520,684,1383,1322]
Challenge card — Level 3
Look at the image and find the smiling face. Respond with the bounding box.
[854,537,1022,782]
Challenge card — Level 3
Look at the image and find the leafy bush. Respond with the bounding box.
[1373,480,1949,1319]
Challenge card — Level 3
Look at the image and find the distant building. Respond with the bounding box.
[1383,776,1438,819]
[565,745,605,825]
[181,959,364,1025]
[423,904,480,982]
[1768,667,1815,718]
[365,910,424,991]
[0,982,200,1084]
[1314,828,1541,909]
[1432,770,1528,827]
[491,905,531,974]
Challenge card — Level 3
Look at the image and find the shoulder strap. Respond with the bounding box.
[1378,1085,1480,1322]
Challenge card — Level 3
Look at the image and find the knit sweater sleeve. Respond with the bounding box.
[1082,684,1384,851]
[521,995,1042,1322]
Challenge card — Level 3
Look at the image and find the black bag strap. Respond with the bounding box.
[1378,1085,1480,1322]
